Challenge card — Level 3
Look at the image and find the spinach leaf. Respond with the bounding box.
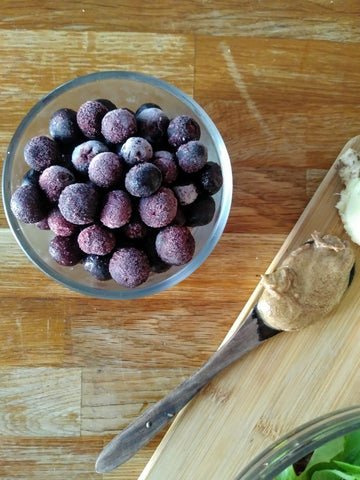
[273,429,360,480]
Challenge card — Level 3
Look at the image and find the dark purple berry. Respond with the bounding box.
[138,187,178,228]
[184,194,215,226]
[120,136,153,165]
[47,208,78,236]
[135,102,161,117]
[155,225,195,265]
[58,183,99,225]
[24,135,59,172]
[76,100,109,139]
[49,235,84,266]
[198,161,223,195]
[88,152,123,188]
[152,150,178,184]
[143,233,171,273]
[71,140,109,174]
[10,184,47,223]
[77,224,116,255]
[96,98,117,111]
[58,152,75,171]
[167,115,201,149]
[122,215,148,240]
[49,108,83,147]
[176,140,208,173]
[21,169,41,187]
[82,254,112,281]
[109,247,150,288]
[100,190,132,229]
[125,163,162,197]
[173,183,198,206]
[36,217,50,230]
[136,107,169,145]
[39,165,75,203]
[101,108,137,144]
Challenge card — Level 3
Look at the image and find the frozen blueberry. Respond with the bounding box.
[82,254,112,281]
[136,107,169,145]
[36,217,50,230]
[172,207,187,226]
[138,187,178,228]
[39,165,75,203]
[49,235,84,266]
[24,135,59,172]
[135,102,161,117]
[58,152,75,171]
[172,183,198,206]
[100,190,132,229]
[47,208,78,237]
[122,215,148,240]
[167,115,201,149]
[96,98,117,111]
[10,184,47,223]
[120,136,153,165]
[77,224,116,255]
[58,183,99,225]
[49,108,83,148]
[152,150,178,184]
[125,163,162,197]
[184,194,215,226]
[71,140,109,175]
[155,225,195,265]
[101,108,137,144]
[142,233,171,273]
[198,161,223,195]
[176,140,208,173]
[76,100,109,139]
[88,152,123,188]
[109,247,150,288]
[21,169,41,187]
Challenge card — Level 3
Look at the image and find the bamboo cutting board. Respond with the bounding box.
[139,136,360,480]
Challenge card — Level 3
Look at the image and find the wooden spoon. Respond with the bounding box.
[95,307,280,473]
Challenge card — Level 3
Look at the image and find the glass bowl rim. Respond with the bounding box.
[235,405,360,480]
[2,70,233,299]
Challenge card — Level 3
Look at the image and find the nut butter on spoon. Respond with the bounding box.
[257,231,355,331]
[95,231,355,474]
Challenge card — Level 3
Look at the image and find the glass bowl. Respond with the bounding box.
[236,405,360,480]
[2,71,232,299]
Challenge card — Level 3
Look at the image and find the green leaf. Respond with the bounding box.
[272,428,360,480]
[306,437,344,469]
[333,461,360,478]
[342,430,360,466]
[312,469,358,479]
[274,465,297,480]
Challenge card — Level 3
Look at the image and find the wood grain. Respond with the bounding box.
[1,1,360,41]
[1,2,360,479]
[0,367,81,436]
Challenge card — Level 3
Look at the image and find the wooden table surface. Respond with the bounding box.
[1,2,360,479]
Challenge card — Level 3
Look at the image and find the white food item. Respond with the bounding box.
[336,148,360,245]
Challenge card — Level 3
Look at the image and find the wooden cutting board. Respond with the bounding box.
[138,136,360,480]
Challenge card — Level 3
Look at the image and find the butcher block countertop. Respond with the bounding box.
[1,2,360,479]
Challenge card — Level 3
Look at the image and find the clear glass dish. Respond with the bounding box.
[236,405,360,480]
[2,71,232,299]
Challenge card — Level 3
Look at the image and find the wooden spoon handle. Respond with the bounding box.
[95,308,279,473]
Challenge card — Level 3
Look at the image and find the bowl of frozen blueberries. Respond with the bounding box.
[2,71,232,299]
